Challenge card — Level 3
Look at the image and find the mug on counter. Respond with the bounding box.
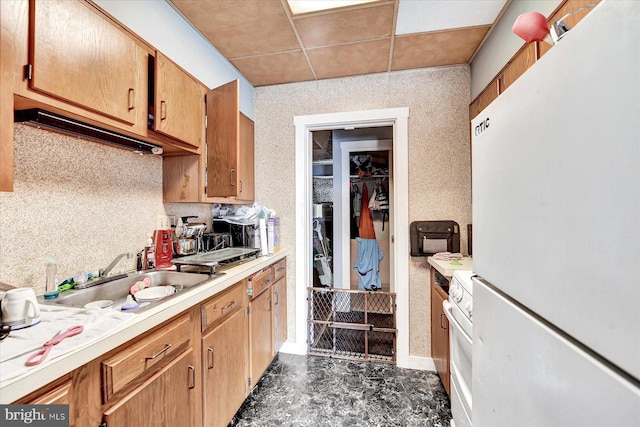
[1,287,41,329]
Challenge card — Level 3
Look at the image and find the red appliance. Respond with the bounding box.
[153,229,173,268]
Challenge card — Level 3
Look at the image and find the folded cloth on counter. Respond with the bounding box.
[0,304,137,382]
[433,252,463,261]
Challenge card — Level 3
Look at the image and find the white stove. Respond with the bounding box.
[443,270,474,427]
[448,270,474,335]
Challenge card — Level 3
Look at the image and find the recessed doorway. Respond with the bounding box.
[289,108,412,369]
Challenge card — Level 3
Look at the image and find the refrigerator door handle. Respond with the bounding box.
[443,300,472,346]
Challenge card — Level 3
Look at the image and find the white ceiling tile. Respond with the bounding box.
[395,0,508,35]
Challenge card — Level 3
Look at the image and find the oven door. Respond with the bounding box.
[444,300,472,427]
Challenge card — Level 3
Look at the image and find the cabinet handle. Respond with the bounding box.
[230,168,235,186]
[274,291,279,305]
[207,348,214,369]
[268,297,272,311]
[188,365,196,389]
[260,278,272,288]
[239,180,243,193]
[221,300,235,311]
[440,313,448,330]
[128,88,135,111]
[160,100,167,120]
[146,343,171,360]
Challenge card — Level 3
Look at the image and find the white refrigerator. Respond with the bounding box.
[471,1,640,426]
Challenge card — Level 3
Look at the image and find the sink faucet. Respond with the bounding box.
[100,252,133,277]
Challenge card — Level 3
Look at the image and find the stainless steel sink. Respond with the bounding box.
[39,271,211,313]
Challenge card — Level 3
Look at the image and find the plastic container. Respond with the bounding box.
[44,257,59,299]
[145,235,156,269]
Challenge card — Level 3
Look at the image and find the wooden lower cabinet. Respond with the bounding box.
[202,307,248,427]
[431,283,450,395]
[23,378,75,426]
[249,287,273,387]
[24,378,72,404]
[272,277,287,355]
[102,348,197,426]
[11,257,287,426]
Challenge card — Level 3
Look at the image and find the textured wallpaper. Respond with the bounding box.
[0,125,165,292]
[254,66,472,358]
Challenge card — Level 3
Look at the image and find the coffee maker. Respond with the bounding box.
[174,216,206,256]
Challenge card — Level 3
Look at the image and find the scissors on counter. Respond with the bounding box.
[26,325,84,366]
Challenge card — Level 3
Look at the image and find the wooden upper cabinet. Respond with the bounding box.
[28,0,140,125]
[238,113,255,201]
[162,80,254,204]
[205,79,255,200]
[154,51,203,148]
[207,80,239,197]
[501,43,537,93]
[469,79,500,120]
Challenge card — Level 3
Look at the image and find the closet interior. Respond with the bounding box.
[308,128,397,363]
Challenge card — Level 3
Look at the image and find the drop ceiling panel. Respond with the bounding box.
[391,26,490,70]
[167,0,508,86]
[396,0,508,34]
[295,4,395,48]
[231,51,315,86]
[170,0,299,58]
[307,39,391,80]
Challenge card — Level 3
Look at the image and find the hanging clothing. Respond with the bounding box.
[376,184,389,231]
[352,183,361,218]
[354,237,384,291]
[358,183,376,239]
[350,183,359,239]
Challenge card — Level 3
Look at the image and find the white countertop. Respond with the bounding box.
[0,251,287,403]
[427,256,473,278]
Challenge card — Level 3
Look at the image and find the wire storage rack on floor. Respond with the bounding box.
[307,287,397,363]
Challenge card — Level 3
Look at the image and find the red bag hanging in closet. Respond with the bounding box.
[359,183,376,239]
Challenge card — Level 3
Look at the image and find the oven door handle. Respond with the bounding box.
[443,300,473,346]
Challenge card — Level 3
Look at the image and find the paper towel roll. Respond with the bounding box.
[259,218,268,256]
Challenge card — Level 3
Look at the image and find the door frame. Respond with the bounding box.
[287,107,411,368]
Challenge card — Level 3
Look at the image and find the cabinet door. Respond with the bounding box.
[431,284,450,395]
[29,0,140,125]
[249,288,272,387]
[154,51,203,148]
[206,80,239,197]
[24,379,75,426]
[237,113,255,201]
[202,307,248,427]
[272,277,287,355]
[103,349,196,427]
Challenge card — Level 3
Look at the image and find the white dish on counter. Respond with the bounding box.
[134,286,175,302]
[84,300,113,309]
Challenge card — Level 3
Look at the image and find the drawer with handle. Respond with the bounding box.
[201,281,245,332]
[101,314,191,401]
[272,258,286,282]
[248,267,273,299]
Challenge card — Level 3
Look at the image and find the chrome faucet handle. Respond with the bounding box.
[100,252,133,277]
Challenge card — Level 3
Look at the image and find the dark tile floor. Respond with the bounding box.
[230,353,452,427]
